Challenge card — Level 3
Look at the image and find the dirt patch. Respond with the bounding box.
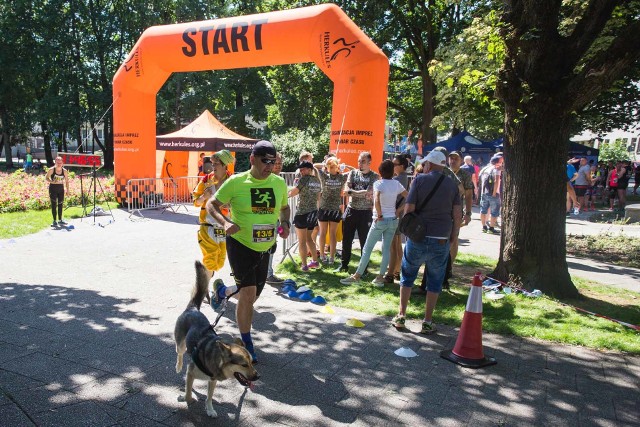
[566,233,640,269]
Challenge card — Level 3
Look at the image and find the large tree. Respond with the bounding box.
[493,0,640,297]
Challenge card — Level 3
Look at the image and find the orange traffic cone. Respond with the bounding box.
[440,272,497,368]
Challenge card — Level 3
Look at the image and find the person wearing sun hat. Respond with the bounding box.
[192,150,235,304]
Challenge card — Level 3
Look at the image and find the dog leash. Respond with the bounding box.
[211,289,240,330]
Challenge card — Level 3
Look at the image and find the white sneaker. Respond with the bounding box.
[372,276,385,287]
[340,275,360,285]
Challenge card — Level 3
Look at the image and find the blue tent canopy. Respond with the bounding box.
[424,131,500,165]
[492,139,599,163]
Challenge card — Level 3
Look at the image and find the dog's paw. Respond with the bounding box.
[205,402,218,418]
[178,394,197,404]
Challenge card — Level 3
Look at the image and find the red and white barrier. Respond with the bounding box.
[440,272,497,368]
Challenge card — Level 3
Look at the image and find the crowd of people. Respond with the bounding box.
[566,157,637,214]
[191,140,509,361]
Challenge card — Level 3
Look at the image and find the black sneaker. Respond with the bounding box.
[489,227,500,235]
[51,221,58,227]
[266,275,284,284]
[58,220,68,226]
[482,224,488,233]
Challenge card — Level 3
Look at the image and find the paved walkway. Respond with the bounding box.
[0,207,638,426]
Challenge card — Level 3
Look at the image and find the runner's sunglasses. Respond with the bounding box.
[259,157,277,165]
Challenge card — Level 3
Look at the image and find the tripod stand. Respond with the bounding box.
[80,166,115,225]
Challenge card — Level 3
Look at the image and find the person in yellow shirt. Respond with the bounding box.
[192,150,235,303]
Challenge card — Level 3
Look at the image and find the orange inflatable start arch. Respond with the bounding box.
[112,4,389,203]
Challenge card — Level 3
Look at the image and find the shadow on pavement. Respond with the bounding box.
[1,282,638,426]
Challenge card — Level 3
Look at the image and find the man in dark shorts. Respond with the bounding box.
[206,140,290,363]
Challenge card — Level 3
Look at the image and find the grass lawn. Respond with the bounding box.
[0,204,115,239]
[276,252,640,354]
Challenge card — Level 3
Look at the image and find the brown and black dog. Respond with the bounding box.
[174,261,259,417]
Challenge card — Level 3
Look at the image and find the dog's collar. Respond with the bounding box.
[191,326,218,379]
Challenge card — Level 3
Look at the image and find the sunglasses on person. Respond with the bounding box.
[259,157,276,165]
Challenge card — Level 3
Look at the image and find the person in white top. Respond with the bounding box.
[341,159,408,286]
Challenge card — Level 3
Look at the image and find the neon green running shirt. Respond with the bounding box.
[214,170,288,252]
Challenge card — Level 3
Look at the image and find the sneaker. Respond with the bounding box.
[266,275,284,284]
[333,266,349,273]
[482,224,489,233]
[329,257,336,264]
[392,314,406,329]
[340,275,360,285]
[58,220,68,226]
[383,274,395,284]
[393,272,400,281]
[307,260,320,269]
[320,256,330,265]
[51,221,58,227]
[301,264,309,272]
[420,320,437,335]
[488,227,500,235]
[372,276,385,287]
[210,279,224,311]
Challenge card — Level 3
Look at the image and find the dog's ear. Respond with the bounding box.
[233,338,245,348]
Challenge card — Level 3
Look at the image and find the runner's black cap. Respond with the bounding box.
[252,140,276,157]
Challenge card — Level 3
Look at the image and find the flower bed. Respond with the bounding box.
[0,170,116,213]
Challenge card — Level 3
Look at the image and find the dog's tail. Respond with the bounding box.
[189,260,209,311]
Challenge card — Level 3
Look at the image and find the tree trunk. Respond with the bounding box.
[421,70,436,144]
[492,101,579,298]
[0,108,13,168]
[42,120,53,166]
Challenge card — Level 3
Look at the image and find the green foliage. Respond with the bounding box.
[270,129,328,171]
[430,10,505,139]
[598,139,631,163]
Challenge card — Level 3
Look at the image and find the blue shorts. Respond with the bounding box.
[400,237,450,293]
[480,194,501,217]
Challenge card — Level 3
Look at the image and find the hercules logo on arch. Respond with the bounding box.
[322,32,360,68]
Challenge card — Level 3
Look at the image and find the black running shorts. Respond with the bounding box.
[317,208,341,223]
[225,236,272,296]
[293,210,318,230]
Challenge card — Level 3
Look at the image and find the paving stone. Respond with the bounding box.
[281,374,349,405]
[113,384,183,422]
[613,398,640,425]
[0,341,33,365]
[56,345,162,380]
[1,352,107,390]
[8,384,81,413]
[31,400,116,427]
[275,399,358,426]
[0,403,36,426]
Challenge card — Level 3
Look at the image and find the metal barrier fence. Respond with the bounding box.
[124,172,385,268]
[126,176,200,218]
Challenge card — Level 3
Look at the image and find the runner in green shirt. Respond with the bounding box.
[206,140,290,363]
